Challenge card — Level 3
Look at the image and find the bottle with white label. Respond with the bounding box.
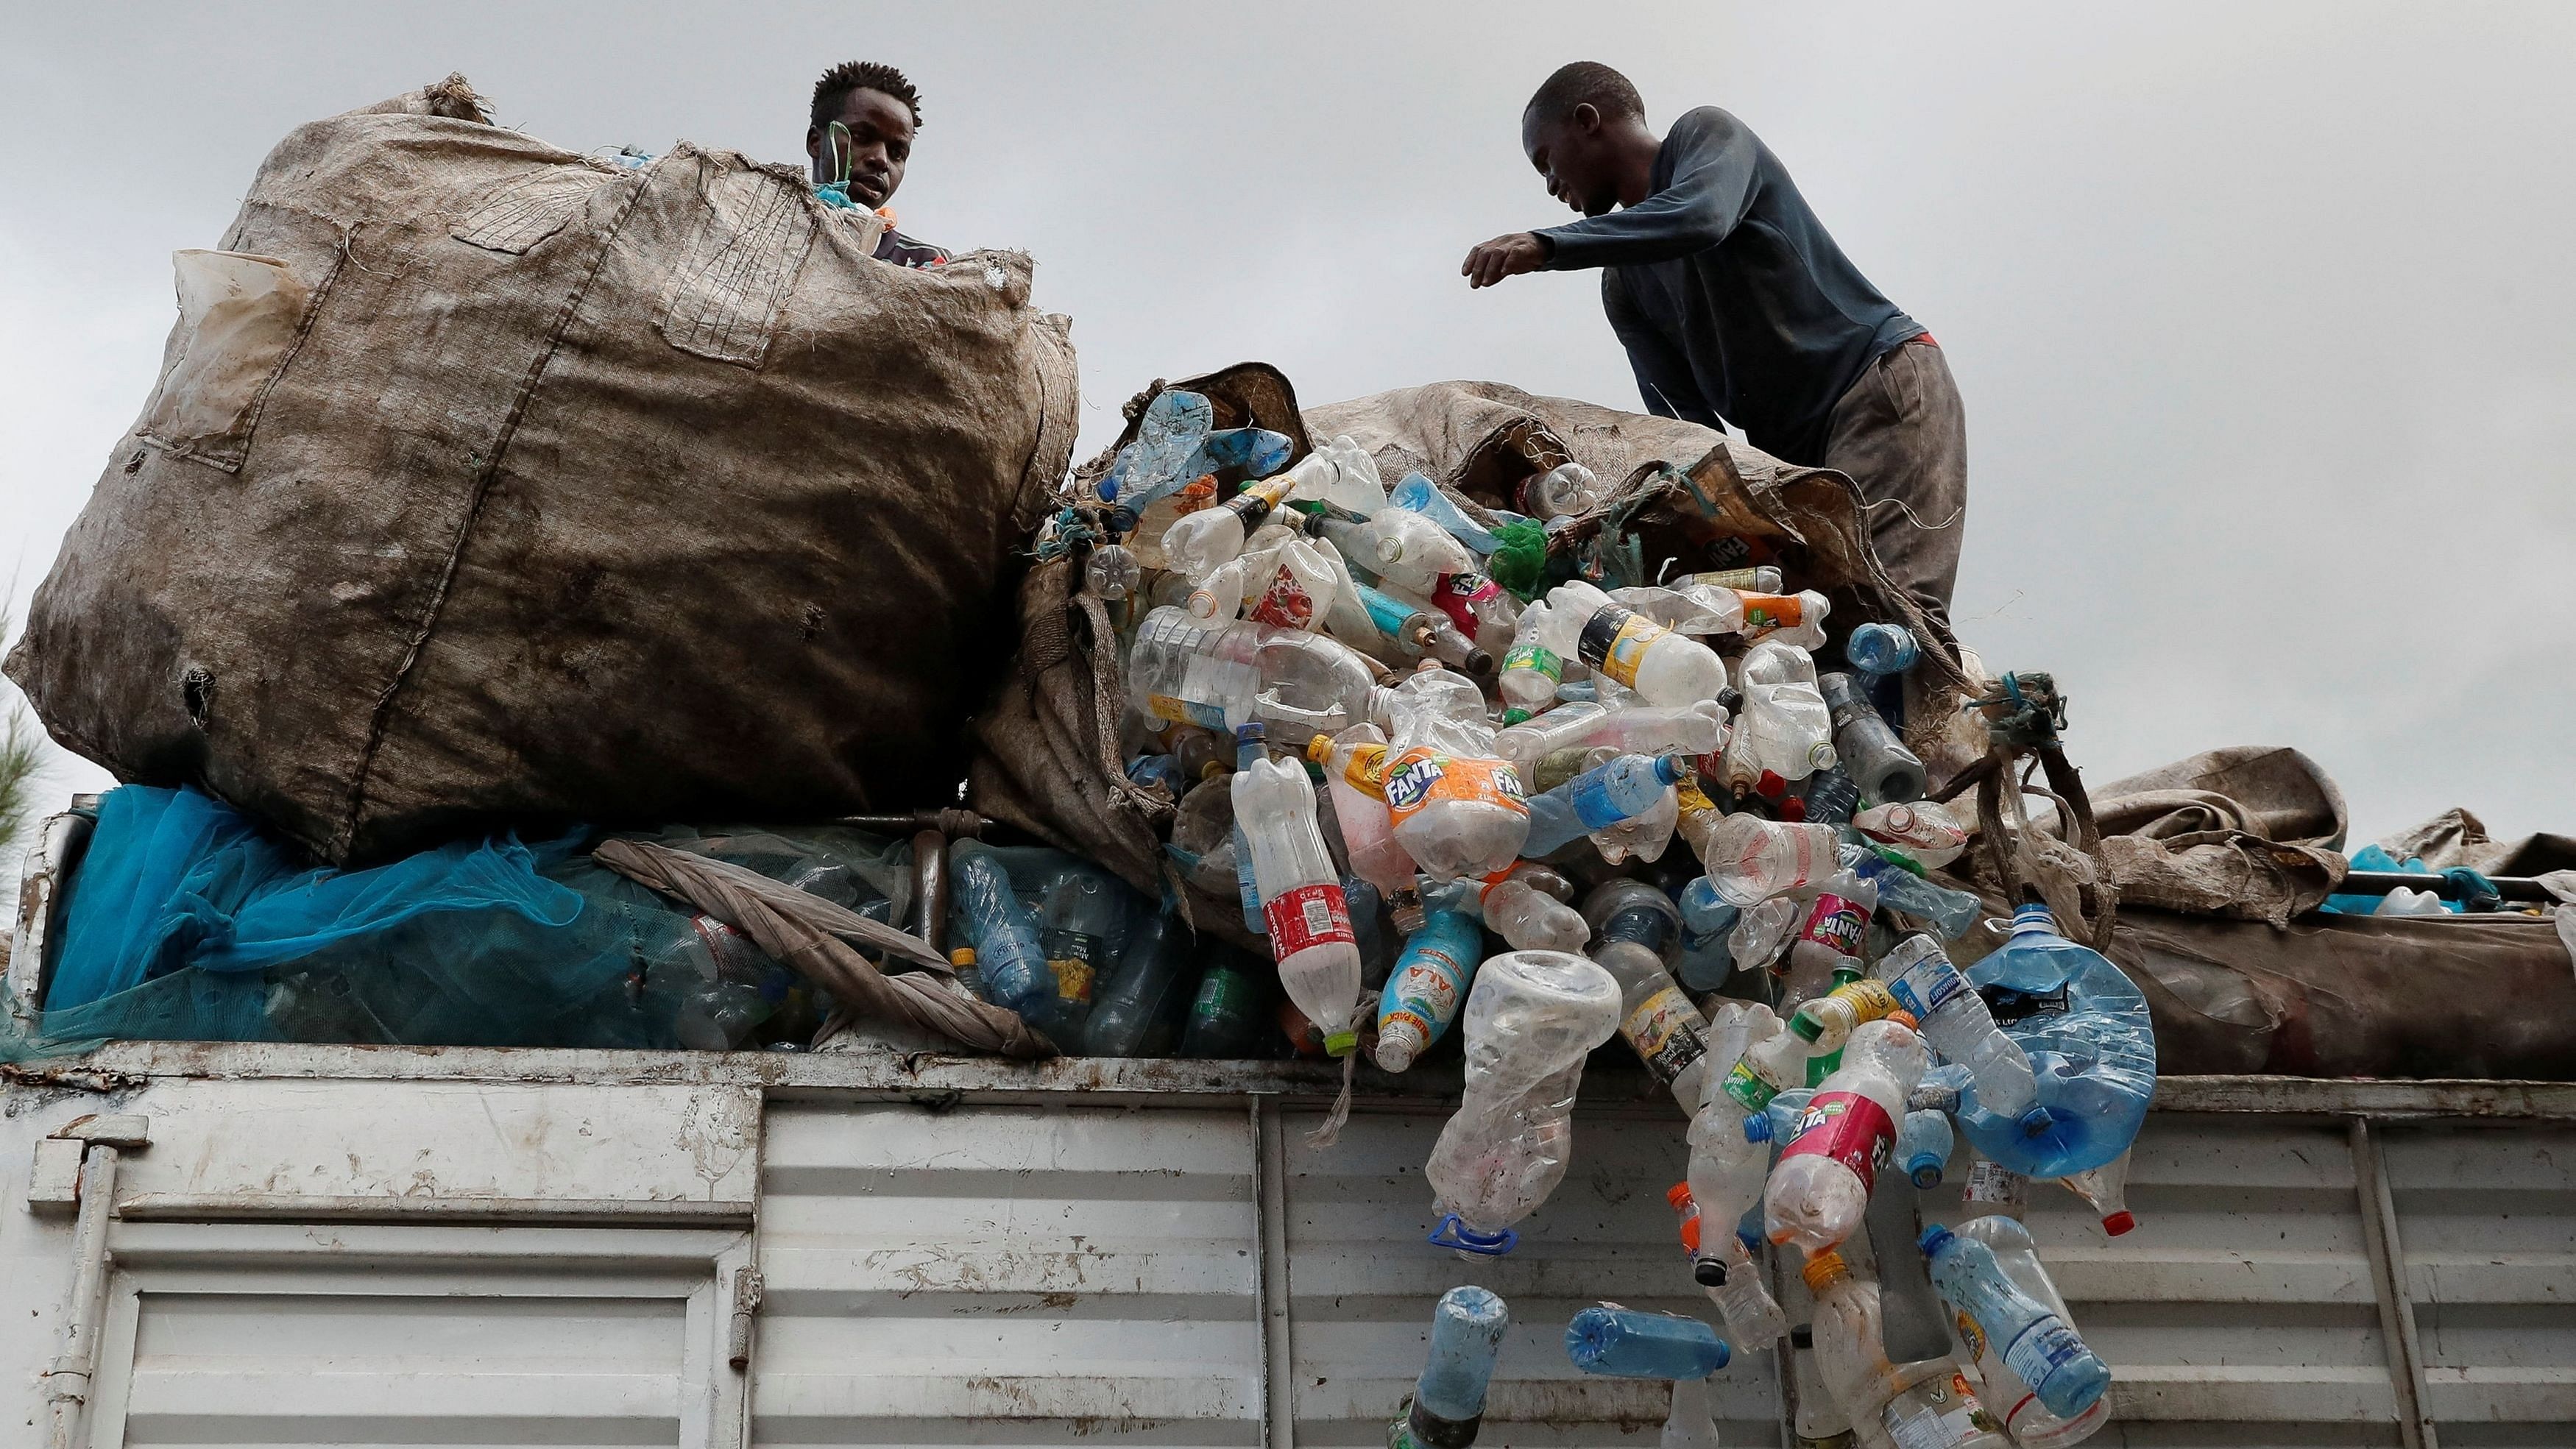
[1232,749,1363,1057]
[1766,1018,1929,1257]
[1588,904,1710,1108]
[1919,1222,2112,1422]
[1948,1215,2112,1446]
[1536,579,1730,707]
[1874,935,2051,1137]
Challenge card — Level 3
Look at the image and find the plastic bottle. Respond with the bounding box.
[1125,751,1186,798]
[1178,946,1269,1058]
[1253,625,1387,742]
[1183,425,1294,483]
[1375,909,1484,1071]
[1430,571,1523,659]
[1587,885,1710,1107]
[1672,875,1740,992]
[1496,601,1563,722]
[1899,1108,1956,1188]
[1035,863,1119,1036]
[1086,542,1142,602]
[1949,1216,2112,1446]
[1162,476,1297,580]
[1804,1250,1903,1431]
[1662,1375,1724,1449]
[1879,1361,2011,1449]
[1283,434,1390,514]
[1308,726,1426,932]
[1468,864,1590,953]
[1102,389,1214,511]
[1853,801,1970,871]
[1720,640,1837,796]
[1716,1005,1820,1119]
[1779,862,1879,1014]
[1362,509,1479,596]
[1228,726,1271,937]
[1669,1183,1790,1347]
[1346,581,1493,676]
[1688,565,1784,592]
[1565,1306,1730,1379]
[1519,461,1607,518]
[1519,753,1692,857]
[1390,470,1504,554]
[1083,909,1194,1057]
[1846,623,1920,680]
[2055,1148,2137,1237]
[1954,902,2157,1179]
[1129,606,1264,732]
[1733,589,1832,649]
[1788,977,1906,1053]
[1727,896,1802,975]
[1820,671,1928,805]
[948,840,1055,1025]
[1424,951,1622,1253]
[1693,812,1841,906]
[1382,674,1529,881]
[1766,1018,1929,1257]
[1874,935,2052,1137]
[1234,750,1365,1057]
[1537,580,1730,707]
[1803,765,1861,826]
[1919,1222,2112,1420]
[1843,846,1982,939]
[1390,1286,1511,1449]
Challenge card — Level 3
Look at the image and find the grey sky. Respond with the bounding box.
[4,1,2571,848]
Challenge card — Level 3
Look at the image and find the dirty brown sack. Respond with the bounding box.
[7,77,1078,865]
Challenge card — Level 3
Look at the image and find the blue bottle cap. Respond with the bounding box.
[1741,1114,1772,1144]
[1908,1159,1944,1190]
[1656,755,1694,784]
[1917,1223,1955,1256]
[1234,721,1267,745]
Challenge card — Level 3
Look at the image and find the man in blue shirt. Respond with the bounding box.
[1463,63,1965,626]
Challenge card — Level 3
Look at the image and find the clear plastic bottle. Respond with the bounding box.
[1587,888,1710,1108]
[1919,1222,2112,1421]
[1383,674,1529,881]
[1390,1286,1511,1449]
[1688,564,1784,592]
[1536,580,1730,707]
[1253,626,1387,743]
[1083,909,1194,1057]
[948,840,1053,1022]
[1734,589,1832,650]
[1564,1305,1730,1379]
[1424,951,1622,1253]
[1766,1018,1929,1257]
[1804,1250,1903,1433]
[1720,640,1837,795]
[1128,606,1264,731]
[1496,600,1564,723]
[1820,672,1928,805]
[1668,1183,1790,1347]
[2055,1148,2137,1237]
[1875,935,2051,1136]
[1843,846,1982,939]
[1034,862,1119,1038]
[1468,864,1590,953]
[1375,909,1483,1072]
[1854,800,1970,870]
[1727,896,1802,974]
[1662,1374,1724,1449]
[1898,1108,1957,1188]
[1283,434,1390,514]
[1308,726,1425,932]
[1518,461,1607,518]
[1086,541,1142,601]
[1362,509,1479,596]
[1390,469,1504,554]
[1780,863,1880,1015]
[1349,581,1494,676]
[1879,1361,2010,1449]
[1228,725,1270,937]
[1430,571,1523,659]
[1950,1216,2113,1446]
[1161,476,1297,579]
[1716,1004,1821,1118]
[1693,812,1841,907]
[1520,753,1693,857]
[1954,902,2157,1179]
[1234,751,1365,1057]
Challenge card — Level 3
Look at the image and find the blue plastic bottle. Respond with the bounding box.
[1845,623,1920,679]
[1841,845,1981,939]
[1392,1286,1512,1449]
[1101,389,1213,509]
[1390,470,1508,555]
[1897,1108,1956,1188]
[1955,901,2157,1177]
[1520,754,1691,857]
[1673,877,1740,992]
[1563,1305,1729,1379]
[1375,910,1484,1071]
[947,841,1052,1019]
[1919,1224,2112,1418]
[1185,426,1294,483]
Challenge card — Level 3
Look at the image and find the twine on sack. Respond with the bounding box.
[592,838,1057,1059]
[1931,673,2121,951]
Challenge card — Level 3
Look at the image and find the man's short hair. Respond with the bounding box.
[812,60,923,129]
[1525,62,1643,126]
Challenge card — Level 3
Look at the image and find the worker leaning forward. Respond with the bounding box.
[807,60,949,268]
[1463,63,1964,627]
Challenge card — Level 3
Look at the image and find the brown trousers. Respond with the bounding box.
[1819,338,1968,628]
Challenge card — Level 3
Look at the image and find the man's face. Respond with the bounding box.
[1522,104,1618,218]
[807,87,915,207]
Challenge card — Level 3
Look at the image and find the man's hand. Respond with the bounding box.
[1461,232,1549,288]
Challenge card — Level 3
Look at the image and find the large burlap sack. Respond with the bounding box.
[966,369,1955,944]
[7,77,1078,865]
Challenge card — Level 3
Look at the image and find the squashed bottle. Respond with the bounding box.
[1424,950,1621,1253]
[1536,579,1730,707]
[1766,1017,1929,1258]
[1309,725,1426,932]
[1382,672,1529,881]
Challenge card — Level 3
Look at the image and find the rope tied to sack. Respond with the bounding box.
[1930,671,2121,951]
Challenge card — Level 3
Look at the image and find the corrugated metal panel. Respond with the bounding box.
[2382,1122,2576,1444]
[754,1101,1263,1446]
[1924,1111,2402,1445]
[1278,1105,1781,1448]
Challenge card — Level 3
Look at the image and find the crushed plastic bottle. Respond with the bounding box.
[1383,673,1529,881]
[1954,902,2157,1178]
[1843,845,1983,939]
[1688,1004,1789,1263]
[1430,571,1523,659]
[1496,600,1563,722]
[1874,935,2052,1138]
[1919,1222,2112,1420]
[1846,622,1921,680]
[1692,812,1842,907]
[1375,909,1483,1071]
[1780,861,1880,1014]
[1734,589,1832,651]
[1727,895,1802,973]
[1565,1305,1730,1379]
[1102,390,1214,510]
[1854,800,1970,870]
[1234,748,1364,1056]
[1720,640,1838,794]
[1766,1017,1928,1257]
[1669,1183,1789,1347]
[1463,863,1590,953]
[1390,1286,1511,1449]
[1662,1374,1724,1449]
[1183,425,1294,483]
[1035,862,1118,1037]
[1521,753,1692,858]
[1390,470,1505,554]
[1084,909,1193,1057]
[1804,1250,1903,1433]
[1283,434,1390,514]
[1948,1215,2112,1446]
[1820,671,1928,804]
[1538,580,1730,707]
[949,840,1055,1027]
[1425,951,1621,1253]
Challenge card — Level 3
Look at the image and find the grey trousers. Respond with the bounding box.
[1819,338,1968,628]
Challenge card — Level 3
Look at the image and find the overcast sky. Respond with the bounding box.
[4,1,2571,849]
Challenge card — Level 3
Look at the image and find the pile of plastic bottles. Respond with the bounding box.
[1003,394,2160,1446]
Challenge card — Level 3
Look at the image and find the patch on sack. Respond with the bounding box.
[655,161,817,367]
[451,165,619,255]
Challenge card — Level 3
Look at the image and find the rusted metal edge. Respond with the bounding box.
[24,1042,2576,1121]
[113,1192,754,1226]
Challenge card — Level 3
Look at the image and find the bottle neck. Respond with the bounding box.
[2009,902,2057,938]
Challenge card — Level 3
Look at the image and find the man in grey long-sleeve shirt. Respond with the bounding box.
[1463,62,1966,626]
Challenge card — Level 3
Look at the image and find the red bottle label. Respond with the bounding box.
[1800,893,1866,957]
[1778,1090,1896,1196]
[1263,882,1354,957]
[1432,572,1504,635]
